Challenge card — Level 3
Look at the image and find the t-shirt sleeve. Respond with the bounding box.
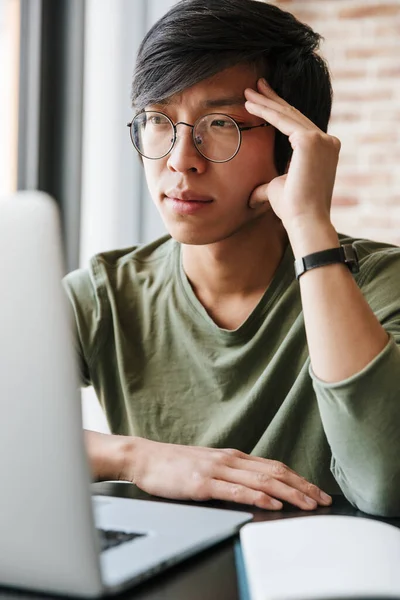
[310,246,400,516]
[62,265,107,388]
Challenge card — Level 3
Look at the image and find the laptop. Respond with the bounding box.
[0,191,252,597]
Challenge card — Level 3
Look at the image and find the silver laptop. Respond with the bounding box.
[0,191,252,597]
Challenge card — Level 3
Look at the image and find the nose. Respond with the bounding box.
[167,123,207,174]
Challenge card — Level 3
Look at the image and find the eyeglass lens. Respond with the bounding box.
[131,111,241,162]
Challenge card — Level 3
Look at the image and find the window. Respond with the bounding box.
[0,0,19,196]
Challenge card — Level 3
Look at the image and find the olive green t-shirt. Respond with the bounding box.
[63,233,400,516]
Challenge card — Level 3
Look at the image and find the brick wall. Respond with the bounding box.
[267,0,400,245]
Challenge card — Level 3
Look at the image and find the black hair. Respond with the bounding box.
[131,0,332,175]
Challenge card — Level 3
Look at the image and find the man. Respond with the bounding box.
[64,0,400,516]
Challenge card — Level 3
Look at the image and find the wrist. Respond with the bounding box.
[286,217,339,259]
[118,435,144,483]
[84,430,139,482]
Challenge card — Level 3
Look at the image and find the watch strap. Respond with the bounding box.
[294,244,359,280]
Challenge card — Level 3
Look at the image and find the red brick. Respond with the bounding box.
[334,89,394,102]
[288,10,320,22]
[373,195,400,206]
[330,112,361,123]
[378,66,400,78]
[358,133,398,144]
[339,4,400,19]
[332,69,367,80]
[346,47,398,59]
[358,214,400,229]
[366,153,400,166]
[332,195,359,207]
[266,0,400,240]
[338,173,393,186]
[375,24,400,36]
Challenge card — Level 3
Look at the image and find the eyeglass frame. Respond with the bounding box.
[126,110,271,163]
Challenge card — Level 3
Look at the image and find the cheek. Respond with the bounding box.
[223,151,277,198]
[143,161,164,197]
[238,132,278,181]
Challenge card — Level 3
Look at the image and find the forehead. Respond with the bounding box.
[153,63,259,110]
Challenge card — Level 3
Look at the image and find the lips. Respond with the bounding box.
[165,190,213,203]
[164,194,214,215]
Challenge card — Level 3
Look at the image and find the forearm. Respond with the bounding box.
[84,429,137,482]
[288,219,388,383]
[312,337,400,516]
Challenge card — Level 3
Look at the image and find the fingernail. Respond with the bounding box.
[259,78,268,87]
[320,491,332,504]
[304,496,317,508]
[270,499,283,509]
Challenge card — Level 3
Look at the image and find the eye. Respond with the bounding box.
[148,115,164,125]
[210,118,235,128]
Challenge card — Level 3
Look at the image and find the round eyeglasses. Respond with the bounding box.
[127,111,270,163]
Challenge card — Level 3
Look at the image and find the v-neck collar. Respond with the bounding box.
[174,240,295,340]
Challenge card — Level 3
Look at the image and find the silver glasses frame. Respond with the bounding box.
[127,110,270,163]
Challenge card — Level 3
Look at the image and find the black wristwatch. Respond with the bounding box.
[294,244,360,280]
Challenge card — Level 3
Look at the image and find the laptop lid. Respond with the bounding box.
[0,192,103,596]
[0,191,254,598]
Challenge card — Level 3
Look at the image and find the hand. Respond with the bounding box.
[244,78,340,234]
[124,438,332,511]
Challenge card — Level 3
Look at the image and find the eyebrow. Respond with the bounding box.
[202,95,246,108]
[155,95,246,109]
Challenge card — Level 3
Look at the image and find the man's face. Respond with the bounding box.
[142,63,278,245]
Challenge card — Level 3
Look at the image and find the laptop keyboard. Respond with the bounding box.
[98,528,146,552]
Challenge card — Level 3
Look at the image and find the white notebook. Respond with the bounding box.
[239,514,400,600]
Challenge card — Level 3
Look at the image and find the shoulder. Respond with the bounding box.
[62,234,178,366]
[93,234,175,271]
[63,234,177,317]
[339,232,399,256]
[338,233,400,282]
[91,234,178,297]
[339,234,400,339]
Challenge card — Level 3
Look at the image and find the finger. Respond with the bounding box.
[219,448,328,500]
[209,479,283,510]
[250,79,316,130]
[245,87,309,125]
[218,466,319,510]
[229,457,332,506]
[244,88,316,134]
[245,100,309,138]
[248,182,270,209]
[245,86,302,119]
[257,78,295,108]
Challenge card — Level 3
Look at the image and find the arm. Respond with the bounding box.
[84,429,333,511]
[85,430,129,481]
[245,78,400,516]
[287,221,389,382]
[291,223,400,516]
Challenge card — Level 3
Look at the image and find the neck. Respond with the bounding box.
[181,213,288,302]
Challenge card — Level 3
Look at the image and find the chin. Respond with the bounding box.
[163,221,246,246]
[160,209,268,246]
[166,227,219,246]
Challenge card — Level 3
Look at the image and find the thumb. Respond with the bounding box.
[248,182,270,209]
